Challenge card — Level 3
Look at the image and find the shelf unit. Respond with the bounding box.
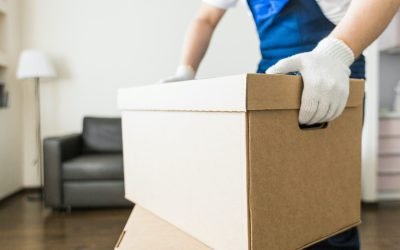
[0,0,8,108]
[362,11,400,202]
[377,113,400,200]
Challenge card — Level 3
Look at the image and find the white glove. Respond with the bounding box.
[160,65,195,83]
[266,37,355,125]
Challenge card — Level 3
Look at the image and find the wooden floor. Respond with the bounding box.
[359,202,400,249]
[0,191,132,250]
[0,191,400,250]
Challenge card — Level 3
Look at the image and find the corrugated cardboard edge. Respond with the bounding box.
[245,111,253,250]
[114,230,126,249]
[297,220,362,250]
[115,210,135,250]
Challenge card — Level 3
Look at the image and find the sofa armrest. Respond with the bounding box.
[43,134,82,207]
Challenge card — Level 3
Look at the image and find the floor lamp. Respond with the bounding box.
[17,50,57,199]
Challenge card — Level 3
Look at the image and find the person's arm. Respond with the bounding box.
[267,0,400,125]
[331,0,400,57]
[160,4,226,83]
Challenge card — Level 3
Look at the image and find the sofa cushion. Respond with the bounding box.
[82,117,122,153]
[62,154,123,181]
[63,181,132,207]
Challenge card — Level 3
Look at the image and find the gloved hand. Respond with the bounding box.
[160,65,196,83]
[266,37,355,125]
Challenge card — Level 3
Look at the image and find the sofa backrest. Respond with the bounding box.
[82,117,123,153]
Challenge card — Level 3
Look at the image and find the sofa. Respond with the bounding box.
[43,117,132,209]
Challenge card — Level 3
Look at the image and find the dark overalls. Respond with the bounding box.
[246,0,365,249]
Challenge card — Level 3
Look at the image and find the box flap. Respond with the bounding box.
[246,74,365,110]
[118,74,248,112]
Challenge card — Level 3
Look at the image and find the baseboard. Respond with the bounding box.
[0,188,24,204]
[22,187,41,192]
[0,187,41,204]
[361,201,379,207]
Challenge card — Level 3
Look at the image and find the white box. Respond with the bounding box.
[118,74,364,250]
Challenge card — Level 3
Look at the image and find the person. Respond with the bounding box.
[160,0,400,249]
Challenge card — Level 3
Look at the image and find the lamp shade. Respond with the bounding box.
[17,50,57,79]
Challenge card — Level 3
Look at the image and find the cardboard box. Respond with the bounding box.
[115,205,210,250]
[118,74,364,250]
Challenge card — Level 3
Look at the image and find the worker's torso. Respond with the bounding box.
[246,0,365,78]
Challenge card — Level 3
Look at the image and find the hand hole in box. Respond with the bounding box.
[299,122,328,130]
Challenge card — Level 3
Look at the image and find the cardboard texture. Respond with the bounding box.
[118,74,364,250]
[115,206,210,250]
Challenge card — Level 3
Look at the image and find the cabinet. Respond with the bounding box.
[377,114,400,200]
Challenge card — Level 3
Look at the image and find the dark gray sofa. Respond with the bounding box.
[43,117,132,209]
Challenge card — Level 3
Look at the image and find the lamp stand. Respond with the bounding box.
[28,77,44,201]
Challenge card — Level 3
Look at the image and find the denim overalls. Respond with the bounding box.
[248,0,365,79]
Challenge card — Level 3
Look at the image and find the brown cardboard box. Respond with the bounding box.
[115,206,210,250]
[118,74,364,249]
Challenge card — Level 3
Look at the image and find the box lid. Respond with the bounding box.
[118,74,364,112]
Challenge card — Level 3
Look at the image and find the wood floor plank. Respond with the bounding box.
[0,192,399,249]
[0,191,132,250]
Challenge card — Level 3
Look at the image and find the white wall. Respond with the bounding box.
[20,0,259,186]
[0,0,23,199]
[379,53,400,110]
[362,43,379,202]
